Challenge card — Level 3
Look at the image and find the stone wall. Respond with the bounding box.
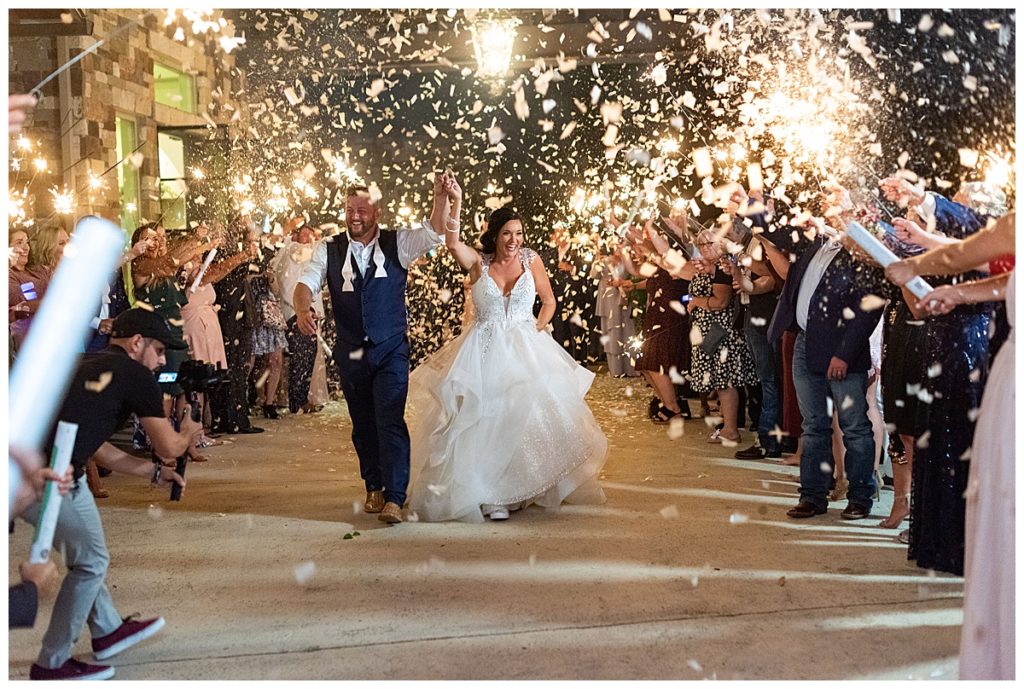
[8,9,246,231]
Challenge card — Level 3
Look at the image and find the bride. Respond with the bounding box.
[407,172,608,522]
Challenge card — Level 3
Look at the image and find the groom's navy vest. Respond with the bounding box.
[325,230,408,350]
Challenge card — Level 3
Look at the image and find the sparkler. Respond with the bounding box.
[983,152,1013,188]
[28,12,151,98]
[50,187,76,215]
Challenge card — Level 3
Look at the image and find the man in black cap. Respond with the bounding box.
[20,307,203,680]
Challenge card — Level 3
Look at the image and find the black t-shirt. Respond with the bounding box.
[711,266,733,286]
[747,267,780,323]
[45,346,165,479]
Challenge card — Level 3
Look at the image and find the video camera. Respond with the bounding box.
[155,360,228,501]
[158,360,229,396]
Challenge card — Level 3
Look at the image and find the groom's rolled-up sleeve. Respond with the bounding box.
[397,220,443,269]
[297,240,329,296]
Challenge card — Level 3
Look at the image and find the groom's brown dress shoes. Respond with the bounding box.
[364,491,385,514]
[378,502,403,524]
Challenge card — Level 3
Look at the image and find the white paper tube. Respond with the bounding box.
[318,333,333,359]
[844,221,933,299]
[8,217,124,515]
[29,422,78,564]
[190,248,218,292]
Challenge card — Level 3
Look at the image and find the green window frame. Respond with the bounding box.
[158,131,188,230]
[153,62,195,113]
[114,115,140,231]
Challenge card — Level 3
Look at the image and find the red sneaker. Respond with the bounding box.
[30,658,115,680]
[91,615,165,660]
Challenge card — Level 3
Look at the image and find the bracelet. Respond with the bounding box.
[151,465,162,485]
[446,227,461,234]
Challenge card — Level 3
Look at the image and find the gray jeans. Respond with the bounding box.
[21,476,122,668]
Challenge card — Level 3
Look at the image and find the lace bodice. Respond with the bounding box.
[472,249,537,327]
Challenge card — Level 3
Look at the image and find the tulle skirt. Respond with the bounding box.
[408,319,608,523]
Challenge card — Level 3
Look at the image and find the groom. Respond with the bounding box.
[295,181,447,523]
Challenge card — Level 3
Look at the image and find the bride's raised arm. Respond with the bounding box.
[440,173,482,276]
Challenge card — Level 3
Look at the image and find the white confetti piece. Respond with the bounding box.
[660,504,680,519]
[668,417,685,440]
[728,512,749,525]
[860,294,886,311]
[650,63,667,86]
[293,561,317,585]
[349,349,364,360]
[693,148,713,177]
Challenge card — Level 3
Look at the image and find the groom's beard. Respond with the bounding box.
[348,221,378,243]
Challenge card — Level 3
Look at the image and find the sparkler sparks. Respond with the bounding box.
[50,187,76,215]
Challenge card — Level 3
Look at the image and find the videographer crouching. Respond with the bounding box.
[19,308,203,681]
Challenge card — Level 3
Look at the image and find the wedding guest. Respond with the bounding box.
[620,214,694,421]
[8,226,43,350]
[760,216,886,520]
[271,216,324,413]
[591,244,640,378]
[181,225,258,442]
[210,216,264,435]
[880,180,994,574]
[721,210,783,460]
[8,93,37,134]
[247,270,288,419]
[687,229,758,445]
[889,212,1015,679]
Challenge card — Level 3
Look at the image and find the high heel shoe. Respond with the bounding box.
[262,405,279,419]
[879,494,910,529]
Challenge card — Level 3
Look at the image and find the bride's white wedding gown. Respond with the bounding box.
[408,248,608,522]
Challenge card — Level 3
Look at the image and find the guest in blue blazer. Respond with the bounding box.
[757,215,888,520]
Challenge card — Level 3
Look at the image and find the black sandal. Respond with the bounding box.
[676,396,693,420]
[653,405,681,424]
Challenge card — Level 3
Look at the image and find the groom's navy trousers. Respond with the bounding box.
[334,334,411,506]
[325,230,413,507]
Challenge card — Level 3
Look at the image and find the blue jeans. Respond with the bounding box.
[21,478,123,668]
[791,334,876,510]
[744,321,779,452]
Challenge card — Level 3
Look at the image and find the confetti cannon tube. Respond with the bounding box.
[8,217,125,516]
[844,221,933,299]
[190,248,218,292]
[28,422,77,564]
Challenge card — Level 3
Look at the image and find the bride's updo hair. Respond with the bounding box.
[480,205,523,255]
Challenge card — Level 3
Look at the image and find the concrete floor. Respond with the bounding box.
[8,373,963,680]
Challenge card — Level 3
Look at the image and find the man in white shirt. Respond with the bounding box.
[272,217,325,414]
[295,184,445,524]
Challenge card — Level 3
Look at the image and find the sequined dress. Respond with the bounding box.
[408,248,608,522]
[907,273,992,576]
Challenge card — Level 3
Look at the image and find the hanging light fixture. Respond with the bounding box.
[470,15,520,80]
